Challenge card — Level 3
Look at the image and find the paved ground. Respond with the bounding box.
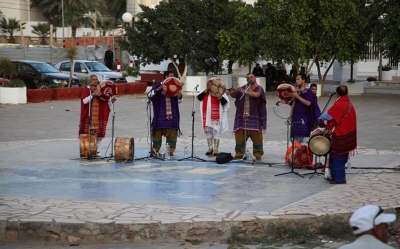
[0,82,400,248]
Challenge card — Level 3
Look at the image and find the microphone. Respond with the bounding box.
[329,92,336,97]
[301,119,305,125]
[194,84,199,91]
[276,100,280,106]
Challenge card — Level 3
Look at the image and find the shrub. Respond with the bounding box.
[367,77,377,81]
[1,79,25,88]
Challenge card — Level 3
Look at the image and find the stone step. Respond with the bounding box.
[374,81,400,87]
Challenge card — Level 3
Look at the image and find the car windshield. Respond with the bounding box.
[84,62,111,72]
[31,63,60,73]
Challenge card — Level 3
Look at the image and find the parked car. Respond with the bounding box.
[10,60,80,89]
[54,60,127,83]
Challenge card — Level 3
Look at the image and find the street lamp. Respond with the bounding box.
[121,12,133,65]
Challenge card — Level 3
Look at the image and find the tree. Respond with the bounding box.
[0,58,17,80]
[30,0,106,38]
[31,22,53,45]
[370,0,400,62]
[217,3,260,74]
[65,47,78,87]
[0,17,26,43]
[93,16,118,37]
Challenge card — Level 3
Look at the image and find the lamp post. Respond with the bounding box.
[121,12,133,65]
[62,0,65,41]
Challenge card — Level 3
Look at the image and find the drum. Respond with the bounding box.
[97,81,117,101]
[79,134,97,158]
[162,77,182,97]
[286,142,313,168]
[207,77,226,98]
[276,83,296,101]
[309,128,331,156]
[114,137,134,162]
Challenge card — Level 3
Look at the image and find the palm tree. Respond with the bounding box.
[31,22,53,45]
[65,46,78,87]
[106,0,127,20]
[94,16,118,37]
[66,4,93,39]
[0,17,26,43]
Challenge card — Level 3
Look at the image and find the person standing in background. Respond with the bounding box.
[104,46,114,70]
[252,63,264,77]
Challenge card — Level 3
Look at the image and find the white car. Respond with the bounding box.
[54,60,127,83]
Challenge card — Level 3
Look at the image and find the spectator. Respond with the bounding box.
[289,65,297,83]
[264,62,276,91]
[339,205,397,249]
[104,46,114,70]
[252,63,264,77]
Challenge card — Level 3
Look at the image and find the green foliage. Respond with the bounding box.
[0,17,26,43]
[122,65,140,78]
[2,79,25,88]
[367,76,377,81]
[65,46,78,88]
[380,64,392,71]
[79,78,90,87]
[93,16,118,36]
[31,22,52,45]
[0,58,17,79]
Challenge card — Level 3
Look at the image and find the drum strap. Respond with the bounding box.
[329,103,352,132]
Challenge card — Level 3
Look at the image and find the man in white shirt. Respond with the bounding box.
[339,205,397,249]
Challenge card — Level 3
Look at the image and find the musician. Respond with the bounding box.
[148,71,183,156]
[319,85,357,184]
[197,81,230,156]
[79,75,115,156]
[229,73,267,161]
[282,73,319,143]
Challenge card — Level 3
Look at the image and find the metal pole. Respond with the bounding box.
[62,0,65,41]
[378,51,382,81]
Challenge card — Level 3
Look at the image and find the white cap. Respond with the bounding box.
[349,205,396,235]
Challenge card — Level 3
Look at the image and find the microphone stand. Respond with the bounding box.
[275,119,304,178]
[136,93,159,161]
[106,98,115,162]
[87,87,93,160]
[179,85,205,162]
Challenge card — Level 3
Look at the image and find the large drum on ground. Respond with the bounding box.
[308,127,331,156]
[114,137,134,162]
[207,77,226,98]
[79,134,97,158]
[162,77,182,97]
[97,81,117,101]
[286,142,313,168]
[276,83,295,102]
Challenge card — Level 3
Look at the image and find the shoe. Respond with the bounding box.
[329,180,346,184]
[96,151,102,157]
[205,149,213,156]
[255,157,262,161]
[170,152,174,156]
[213,149,219,156]
[233,155,243,160]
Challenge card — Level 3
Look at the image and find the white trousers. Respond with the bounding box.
[204,127,220,140]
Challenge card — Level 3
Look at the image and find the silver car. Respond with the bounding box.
[54,60,127,83]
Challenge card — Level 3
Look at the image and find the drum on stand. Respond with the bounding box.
[308,127,331,156]
[79,134,97,158]
[114,137,135,162]
[285,142,313,168]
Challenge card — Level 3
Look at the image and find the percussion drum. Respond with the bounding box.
[276,83,296,101]
[79,134,97,158]
[309,127,331,156]
[207,77,226,98]
[286,142,313,168]
[162,77,182,97]
[97,81,117,101]
[114,137,135,162]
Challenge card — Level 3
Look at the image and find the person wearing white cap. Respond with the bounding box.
[339,204,397,249]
